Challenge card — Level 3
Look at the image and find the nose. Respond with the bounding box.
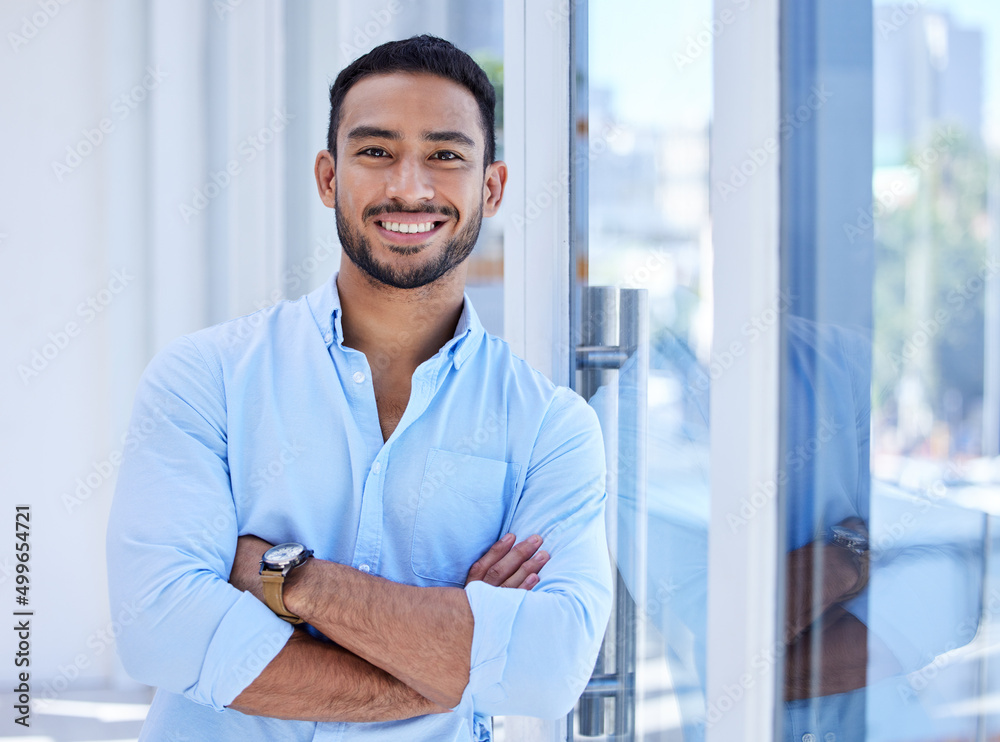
[384,154,435,204]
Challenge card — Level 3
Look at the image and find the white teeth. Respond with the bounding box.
[380,220,436,234]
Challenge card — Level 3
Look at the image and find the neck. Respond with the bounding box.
[335,259,467,374]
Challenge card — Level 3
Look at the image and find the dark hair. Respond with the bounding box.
[327,35,497,168]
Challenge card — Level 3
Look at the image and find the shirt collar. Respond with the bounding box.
[307,272,484,370]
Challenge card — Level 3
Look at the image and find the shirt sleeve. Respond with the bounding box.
[463,387,613,718]
[106,335,293,711]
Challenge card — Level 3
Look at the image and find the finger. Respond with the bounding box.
[481,535,543,586]
[465,533,515,584]
[503,550,549,589]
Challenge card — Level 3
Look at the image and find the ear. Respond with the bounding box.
[482,160,508,218]
[315,150,336,208]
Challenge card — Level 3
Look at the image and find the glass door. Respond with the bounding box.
[777,1,1000,740]
[568,1,715,738]
[503,1,781,738]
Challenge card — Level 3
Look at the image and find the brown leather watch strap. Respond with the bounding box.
[260,571,304,624]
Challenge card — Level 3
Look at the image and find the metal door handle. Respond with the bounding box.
[574,287,648,740]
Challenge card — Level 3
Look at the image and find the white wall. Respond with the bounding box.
[1,0,287,693]
[2,0,149,690]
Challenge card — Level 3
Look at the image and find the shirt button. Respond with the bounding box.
[371,461,382,474]
[324,333,332,344]
[359,564,370,573]
[802,735,816,742]
[825,735,836,742]
[353,371,365,383]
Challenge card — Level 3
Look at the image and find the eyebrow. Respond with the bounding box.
[346,126,400,142]
[422,130,477,149]
[345,126,476,149]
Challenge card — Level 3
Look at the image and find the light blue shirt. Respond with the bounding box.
[106,274,613,741]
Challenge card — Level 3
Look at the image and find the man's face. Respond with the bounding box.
[320,72,505,290]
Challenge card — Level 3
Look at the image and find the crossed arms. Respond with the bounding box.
[226,533,548,721]
[107,337,613,723]
[783,517,891,700]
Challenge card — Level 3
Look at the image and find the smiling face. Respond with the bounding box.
[315,72,506,290]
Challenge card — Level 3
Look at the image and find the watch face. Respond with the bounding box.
[263,542,306,567]
[830,526,868,553]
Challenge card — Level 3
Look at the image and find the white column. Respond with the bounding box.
[502,0,572,387]
[148,0,208,349]
[706,0,782,739]
[218,0,286,318]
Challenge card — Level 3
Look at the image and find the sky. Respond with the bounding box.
[589,0,1000,147]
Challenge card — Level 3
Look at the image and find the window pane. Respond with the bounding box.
[779,1,1000,739]
[573,0,714,738]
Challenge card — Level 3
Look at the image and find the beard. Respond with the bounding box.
[335,195,484,290]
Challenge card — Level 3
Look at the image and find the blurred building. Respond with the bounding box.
[875,5,984,165]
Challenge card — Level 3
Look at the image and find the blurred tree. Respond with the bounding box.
[873,128,992,455]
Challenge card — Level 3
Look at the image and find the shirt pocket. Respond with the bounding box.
[411,448,520,586]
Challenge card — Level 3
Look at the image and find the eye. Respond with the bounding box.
[431,151,461,161]
[360,146,389,158]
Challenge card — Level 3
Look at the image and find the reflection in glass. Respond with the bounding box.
[780,1,1000,740]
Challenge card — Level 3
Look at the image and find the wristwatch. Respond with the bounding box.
[259,542,313,624]
[828,523,870,601]
[829,525,869,556]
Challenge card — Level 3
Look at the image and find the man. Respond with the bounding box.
[106,35,612,740]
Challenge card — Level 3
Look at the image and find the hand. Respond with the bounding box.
[465,533,548,589]
[784,518,869,642]
[229,534,274,601]
[784,606,868,700]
